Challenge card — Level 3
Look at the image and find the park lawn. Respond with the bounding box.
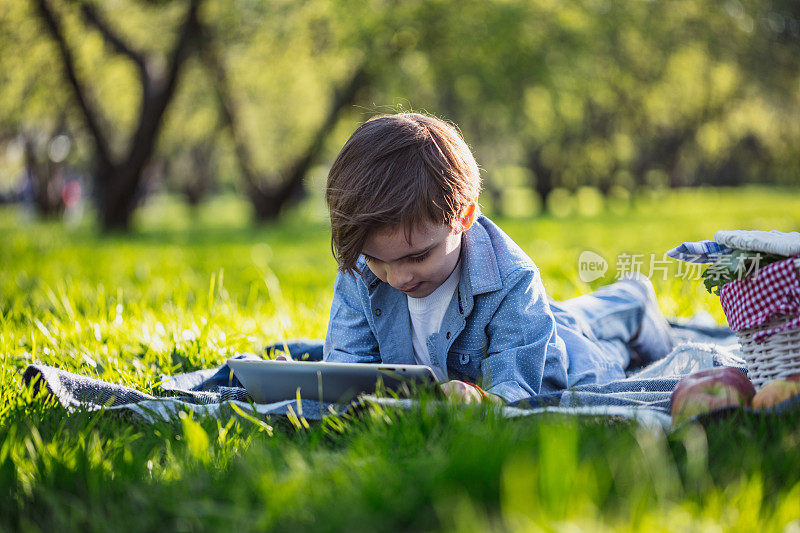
[1,186,800,531]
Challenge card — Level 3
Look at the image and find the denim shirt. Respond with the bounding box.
[323,215,611,404]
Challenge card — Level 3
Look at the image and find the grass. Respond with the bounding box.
[1,186,800,531]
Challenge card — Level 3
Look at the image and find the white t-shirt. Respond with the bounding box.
[407,261,461,380]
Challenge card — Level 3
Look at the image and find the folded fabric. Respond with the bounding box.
[715,230,800,257]
[719,256,800,342]
[666,240,733,263]
[21,362,347,422]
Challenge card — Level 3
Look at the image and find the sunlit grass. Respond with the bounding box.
[1,186,800,531]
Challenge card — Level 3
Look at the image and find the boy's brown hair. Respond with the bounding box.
[326,112,481,274]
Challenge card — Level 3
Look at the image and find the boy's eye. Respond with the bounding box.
[364,252,429,264]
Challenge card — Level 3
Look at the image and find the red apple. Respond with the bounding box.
[670,367,756,423]
[752,380,800,409]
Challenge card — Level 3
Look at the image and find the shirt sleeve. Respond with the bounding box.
[323,269,381,364]
[480,267,569,404]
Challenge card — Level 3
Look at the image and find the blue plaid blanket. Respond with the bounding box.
[666,240,733,263]
[20,319,757,430]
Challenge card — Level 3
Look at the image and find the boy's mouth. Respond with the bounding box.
[400,282,423,294]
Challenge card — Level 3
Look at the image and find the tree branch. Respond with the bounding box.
[197,21,262,191]
[34,0,113,168]
[125,0,201,167]
[79,2,147,75]
[153,0,201,105]
[278,63,370,198]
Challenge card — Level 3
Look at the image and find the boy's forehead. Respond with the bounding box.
[363,221,451,259]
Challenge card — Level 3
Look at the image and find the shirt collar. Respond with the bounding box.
[358,256,380,290]
[459,216,503,297]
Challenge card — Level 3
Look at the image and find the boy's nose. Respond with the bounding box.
[385,265,413,289]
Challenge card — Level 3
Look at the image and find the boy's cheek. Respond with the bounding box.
[365,261,386,281]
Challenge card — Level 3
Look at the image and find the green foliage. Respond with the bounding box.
[702,249,786,295]
[398,0,800,195]
[2,0,799,217]
[2,188,800,530]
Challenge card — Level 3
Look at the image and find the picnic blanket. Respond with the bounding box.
[666,240,733,263]
[19,317,766,430]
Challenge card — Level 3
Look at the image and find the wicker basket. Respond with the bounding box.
[729,257,800,390]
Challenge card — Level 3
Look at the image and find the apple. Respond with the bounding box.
[787,372,800,382]
[752,380,800,409]
[670,367,756,423]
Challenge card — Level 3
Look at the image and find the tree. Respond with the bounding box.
[198,23,370,220]
[0,0,76,214]
[404,0,800,213]
[34,0,203,230]
[194,0,417,221]
[21,119,71,217]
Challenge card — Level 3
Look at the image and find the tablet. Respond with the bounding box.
[226,358,441,404]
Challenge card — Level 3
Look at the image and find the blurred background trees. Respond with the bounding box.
[0,0,798,230]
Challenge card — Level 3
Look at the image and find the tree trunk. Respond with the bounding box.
[23,134,63,218]
[526,146,554,212]
[96,161,140,231]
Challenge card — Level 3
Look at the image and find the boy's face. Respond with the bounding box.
[362,205,476,299]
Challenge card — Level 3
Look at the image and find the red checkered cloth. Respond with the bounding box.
[719,256,800,343]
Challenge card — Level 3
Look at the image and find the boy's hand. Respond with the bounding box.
[441,380,504,404]
[273,354,293,361]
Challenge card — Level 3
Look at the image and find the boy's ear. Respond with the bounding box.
[459,202,477,232]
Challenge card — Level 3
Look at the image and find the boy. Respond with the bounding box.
[320,112,673,405]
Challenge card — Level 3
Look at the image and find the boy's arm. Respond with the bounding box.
[480,267,568,404]
[323,269,381,363]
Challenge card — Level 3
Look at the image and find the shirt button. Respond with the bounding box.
[374,308,381,316]
[459,353,469,364]
[445,331,451,339]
